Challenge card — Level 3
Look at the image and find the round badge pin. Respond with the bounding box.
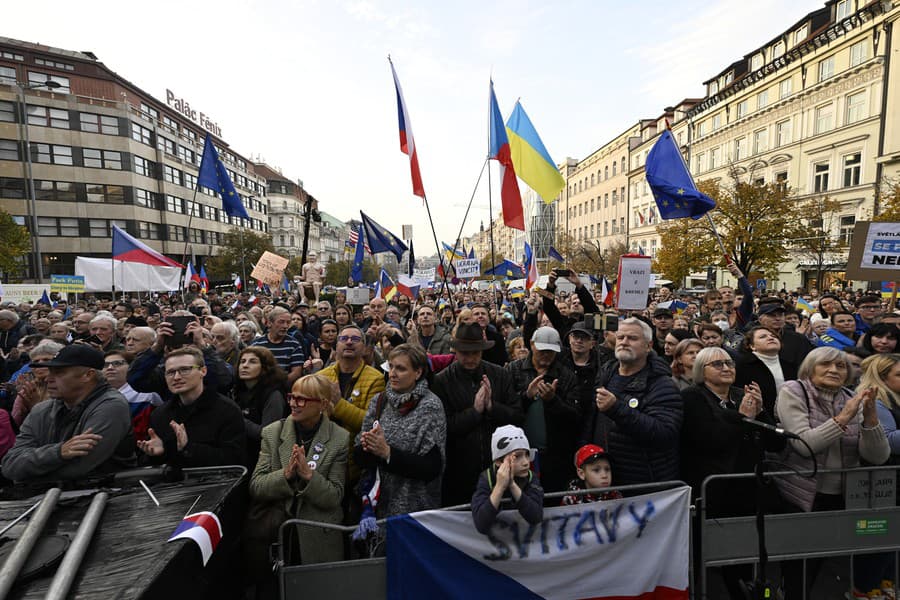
[308,460,317,470]
[313,443,324,453]
[312,454,320,461]
[628,398,639,409]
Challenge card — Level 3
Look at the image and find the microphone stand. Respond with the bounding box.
[740,430,783,600]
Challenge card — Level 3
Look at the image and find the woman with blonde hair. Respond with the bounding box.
[859,353,900,456]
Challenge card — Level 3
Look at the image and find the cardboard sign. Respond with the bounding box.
[847,221,900,280]
[250,251,289,285]
[50,274,85,293]
[454,259,480,279]
[615,255,652,310]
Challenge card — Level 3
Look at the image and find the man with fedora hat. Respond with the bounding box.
[2,344,134,482]
[432,322,522,506]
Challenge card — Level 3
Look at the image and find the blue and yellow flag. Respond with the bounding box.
[506,101,565,204]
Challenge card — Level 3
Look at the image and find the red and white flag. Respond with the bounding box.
[167,511,223,566]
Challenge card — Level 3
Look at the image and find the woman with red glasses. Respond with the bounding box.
[247,373,348,586]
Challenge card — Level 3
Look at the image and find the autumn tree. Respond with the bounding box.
[792,195,846,292]
[874,177,900,222]
[205,228,275,281]
[653,169,803,283]
[323,256,380,286]
[575,239,629,278]
[0,210,30,280]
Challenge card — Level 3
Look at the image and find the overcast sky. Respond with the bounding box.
[7,0,823,255]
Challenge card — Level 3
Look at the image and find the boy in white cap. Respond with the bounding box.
[471,425,544,534]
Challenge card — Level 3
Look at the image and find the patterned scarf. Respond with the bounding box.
[384,378,430,416]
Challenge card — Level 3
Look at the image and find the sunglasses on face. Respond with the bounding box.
[705,359,736,370]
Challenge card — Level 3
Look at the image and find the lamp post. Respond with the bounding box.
[17,79,61,283]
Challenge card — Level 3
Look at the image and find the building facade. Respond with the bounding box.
[255,163,319,262]
[0,37,269,281]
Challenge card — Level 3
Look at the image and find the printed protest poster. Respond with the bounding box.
[455,259,481,279]
[847,222,900,281]
[615,254,653,310]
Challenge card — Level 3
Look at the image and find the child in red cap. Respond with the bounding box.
[561,444,623,505]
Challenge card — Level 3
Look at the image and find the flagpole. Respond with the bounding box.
[421,191,455,308]
[486,150,500,313]
[179,187,200,294]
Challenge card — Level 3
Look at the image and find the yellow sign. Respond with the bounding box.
[250,251,289,286]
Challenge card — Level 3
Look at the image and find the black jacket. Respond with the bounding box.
[481,325,509,366]
[734,350,798,416]
[505,355,579,493]
[143,386,246,468]
[679,384,786,513]
[584,355,682,486]
[471,468,543,535]
[432,361,523,506]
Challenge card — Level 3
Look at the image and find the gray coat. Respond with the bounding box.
[2,383,134,482]
[249,415,348,564]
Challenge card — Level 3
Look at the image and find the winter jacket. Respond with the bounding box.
[584,355,682,486]
[506,355,579,493]
[734,350,798,416]
[142,386,246,468]
[127,346,234,400]
[407,325,453,355]
[432,360,522,506]
[471,467,543,535]
[2,383,134,482]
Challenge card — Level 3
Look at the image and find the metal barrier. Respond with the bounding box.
[275,480,686,600]
[698,465,900,600]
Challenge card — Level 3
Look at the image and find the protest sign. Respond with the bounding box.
[615,254,652,310]
[250,251,289,285]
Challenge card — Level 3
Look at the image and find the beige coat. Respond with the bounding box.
[249,415,348,564]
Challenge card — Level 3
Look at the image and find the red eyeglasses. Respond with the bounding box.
[286,394,322,405]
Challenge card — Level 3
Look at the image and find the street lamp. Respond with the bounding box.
[16,79,61,283]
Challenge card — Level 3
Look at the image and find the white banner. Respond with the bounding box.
[0,284,50,303]
[616,255,653,310]
[387,486,690,599]
[75,257,181,292]
[861,222,900,270]
[455,258,480,279]
[413,268,436,283]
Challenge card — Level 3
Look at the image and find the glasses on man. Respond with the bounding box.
[164,365,203,378]
[705,359,736,370]
[286,394,322,405]
[104,360,128,368]
[338,335,362,344]
[858,305,879,310]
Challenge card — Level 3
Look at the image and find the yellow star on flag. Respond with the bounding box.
[677,188,685,195]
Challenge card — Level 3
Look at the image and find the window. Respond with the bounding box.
[134,156,154,177]
[0,140,19,161]
[35,180,76,202]
[86,184,125,204]
[186,200,201,218]
[751,53,764,71]
[836,0,852,19]
[846,91,866,124]
[621,158,626,173]
[612,162,617,176]
[709,147,721,169]
[163,165,183,186]
[779,78,793,99]
[818,57,835,82]
[724,72,734,85]
[843,153,861,187]
[850,40,868,67]
[0,66,15,84]
[83,148,122,170]
[157,136,176,155]
[207,231,219,245]
[139,103,158,122]
[620,217,625,232]
[734,137,747,160]
[611,220,617,234]
[604,222,609,236]
[162,115,179,133]
[815,103,834,134]
[190,228,203,243]
[32,143,72,165]
[590,198,594,212]
[773,41,785,58]
[795,25,808,46]
[712,114,722,130]
[604,166,608,180]
[708,81,719,95]
[130,122,152,145]
[775,171,789,192]
[0,177,26,198]
[165,195,184,214]
[183,172,196,190]
[736,100,748,119]
[840,215,856,244]
[138,222,161,240]
[604,194,608,208]
[776,119,792,147]
[757,90,768,110]
[168,225,186,242]
[28,71,70,93]
[753,129,768,154]
[135,189,159,209]
[695,152,705,172]
[814,162,829,192]
[38,217,79,236]
[89,219,126,238]
[26,105,68,128]
[80,113,119,134]
[612,190,618,205]
[0,101,13,123]
[203,205,217,220]
[177,145,195,165]
[698,120,709,137]
[34,57,74,71]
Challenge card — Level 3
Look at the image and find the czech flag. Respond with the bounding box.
[377,269,397,301]
[600,276,615,307]
[390,60,425,198]
[396,274,421,300]
[184,263,200,289]
[167,511,223,566]
[112,225,183,268]
[489,81,524,231]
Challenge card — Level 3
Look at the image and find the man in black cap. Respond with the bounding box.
[651,307,675,356]
[754,300,814,364]
[432,322,522,506]
[2,344,134,482]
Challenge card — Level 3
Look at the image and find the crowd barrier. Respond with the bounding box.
[698,465,900,600]
[275,480,686,600]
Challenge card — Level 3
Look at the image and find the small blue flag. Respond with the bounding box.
[351,225,366,283]
[198,133,250,220]
[548,246,564,262]
[467,247,475,260]
[645,130,716,220]
[39,290,51,305]
[360,212,408,262]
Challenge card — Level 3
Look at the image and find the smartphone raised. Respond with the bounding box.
[554,269,572,277]
[165,316,194,348]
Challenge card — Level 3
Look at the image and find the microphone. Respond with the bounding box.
[742,417,801,440]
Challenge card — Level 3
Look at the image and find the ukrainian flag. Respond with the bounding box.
[796,297,814,314]
[506,101,565,204]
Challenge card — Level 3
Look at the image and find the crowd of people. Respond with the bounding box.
[0,265,898,598]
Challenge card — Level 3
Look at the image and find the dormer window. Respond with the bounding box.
[795,25,808,46]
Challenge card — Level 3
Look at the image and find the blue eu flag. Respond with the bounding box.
[351,226,366,283]
[198,133,250,221]
[360,212,408,262]
[645,130,716,220]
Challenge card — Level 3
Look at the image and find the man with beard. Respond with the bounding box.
[432,323,522,506]
[583,317,682,485]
